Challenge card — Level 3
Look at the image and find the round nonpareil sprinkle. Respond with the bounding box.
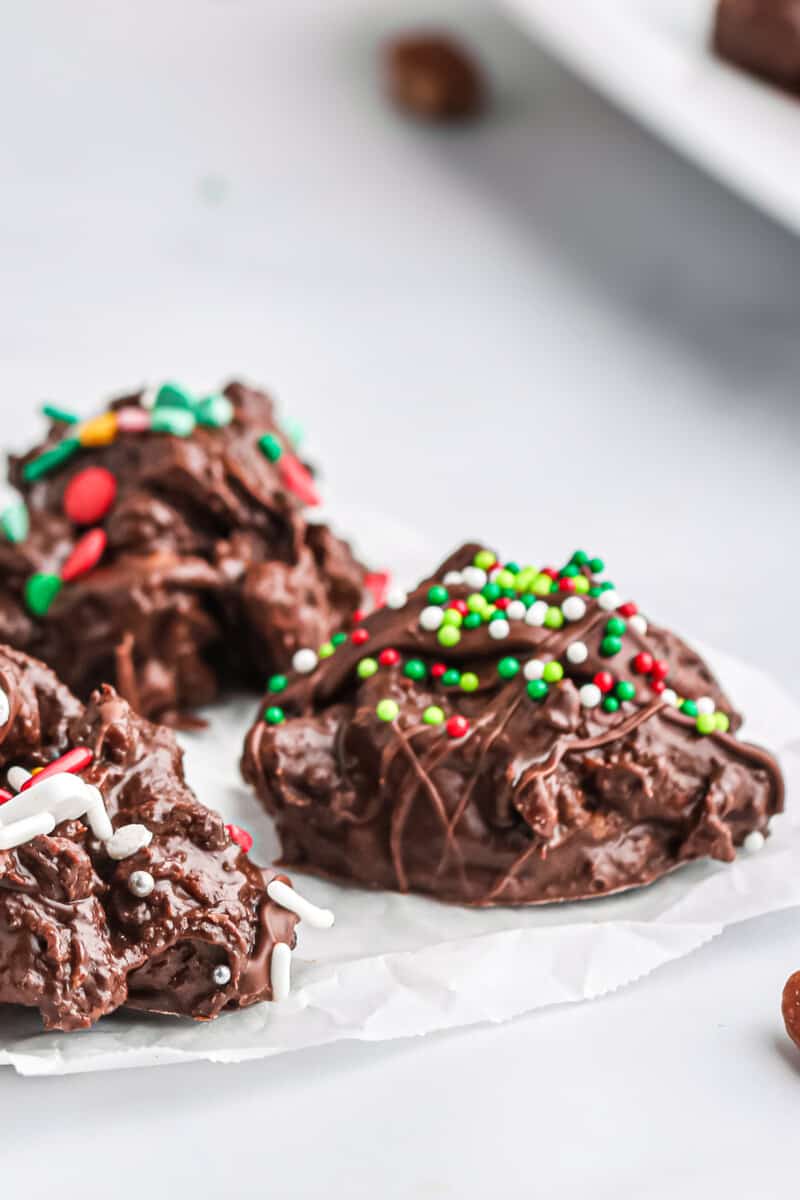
[423,705,445,725]
[562,596,586,622]
[446,715,469,739]
[566,642,588,665]
[292,648,318,674]
[438,625,461,648]
[580,683,602,708]
[524,659,545,681]
[386,587,408,609]
[358,657,378,679]
[488,619,510,640]
[376,699,399,722]
[264,706,285,724]
[527,679,548,701]
[420,605,444,631]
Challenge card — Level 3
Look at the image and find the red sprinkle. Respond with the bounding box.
[449,599,469,617]
[618,602,638,618]
[651,660,669,681]
[651,680,666,695]
[351,628,369,646]
[63,466,117,526]
[226,823,253,853]
[494,597,509,610]
[558,577,576,592]
[0,788,12,806]
[60,528,107,583]
[541,567,559,579]
[364,571,390,609]
[379,648,400,666]
[446,715,469,739]
[279,454,320,506]
[633,652,654,675]
[593,671,614,694]
[20,746,93,791]
[431,663,447,679]
[351,609,366,625]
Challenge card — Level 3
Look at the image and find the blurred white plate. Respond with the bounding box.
[502,0,800,236]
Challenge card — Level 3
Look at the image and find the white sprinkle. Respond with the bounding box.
[419,605,444,631]
[524,659,545,681]
[292,648,318,675]
[597,590,621,612]
[743,830,765,855]
[580,683,602,708]
[444,571,463,585]
[128,870,155,898]
[213,964,232,987]
[105,824,153,861]
[505,600,526,621]
[566,641,588,665]
[629,615,648,636]
[386,587,408,609]
[696,696,715,716]
[562,596,586,622]
[0,688,9,728]
[271,942,292,1001]
[462,566,487,590]
[488,567,503,582]
[525,601,548,627]
[7,766,31,793]
[488,619,510,640]
[267,878,335,929]
[661,688,679,707]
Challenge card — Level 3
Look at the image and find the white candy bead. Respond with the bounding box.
[696,696,715,716]
[526,601,548,627]
[128,870,155,898]
[743,830,765,855]
[443,571,463,585]
[419,605,444,631]
[488,567,503,582]
[661,688,679,707]
[386,587,408,609]
[462,567,487,590]
[629,615,648,636]
[271,942,292,1001]
[505,600,526,621]
[488,619,510,640]
[566,641,588,665]
[267,878,335,929]
[580,683,602,708]
[105,824,153,861]
[562,596,586,622]
[0,688,9,728]
[523,659,545,681]
[597,590,621,612]
[213,964,232,987]
[292,648,318,675]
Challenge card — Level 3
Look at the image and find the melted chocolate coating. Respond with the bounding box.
[385,34,485,120]
[242,543,784,906]
[0,645,296,1031]
[0,382,365,723]
[713,0,800,90]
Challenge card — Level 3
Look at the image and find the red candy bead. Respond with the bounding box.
[63,466,117,526]
[651,660,669,681]
[364,571,390,609]
[593,671,614,694]
[279,454,320,506]
[449,599,469,616]
[494,597,509,610]
[431,663,447,679]
[60,528,107,583]
[351,628,369,646]
[558,576,576,592]
[618,602,638,618]
[20,746,93,791]
[633,652,654,675]
[379,648,400,666]
[541,567,558,579]
[651,679,666,695]
[226,823,253,853]
[352,609,366,625]
[446,715,469,739]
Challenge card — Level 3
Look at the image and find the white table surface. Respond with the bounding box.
[2,1,800,1195]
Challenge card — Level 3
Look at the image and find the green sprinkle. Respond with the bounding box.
[497,656,519,680]
[504,561,520,574]
[150,407,196,437]
[527,679,549,702]
[514,568,536,592]
[590,557,605,574]
[600,636,622,657]
[715,712,730,733]
[544,606,564,629]
[521,593,536,607]
[482,583,501,602]
[264,705,285,725]
[25,572,62,617]
[571,550,589,566]
[357,658,379,679]
[574,577,590,595]
[460,672,479,692]
[466,593,486,614]
[318,642,335,658]
[681,699,699,717]
[495,569,515,590]
[442,668,461,687]
[696,713,716,735]
[427,584,449,605]
[606,617,626,637]
[0,500,29,544]
[195,393,234,428]
[423,705,445,725]
[549,580,560,593]
[501,587,517,600]
[438,625,461,648]
[489,608,507,621]
[441,608,462,627]
[560,564,579,578]
[532,574,552,596]
[589,586,603,598]
[259,433,283,462]
[603,696,620,713]
[23,438,80,482]
[331,632,347,646]
[542,661,564,684]
[267,674,287,693]
[616,681,636,702]
[155,382,195,410]
[42,403,79,425]
[376,699,399,722]
[404,659,427,681]
[474,550,495,571]
[464,612,482,629]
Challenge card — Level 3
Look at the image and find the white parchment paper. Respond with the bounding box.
[1,521,798,1075]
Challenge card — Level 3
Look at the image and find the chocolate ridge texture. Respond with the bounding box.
[242,542,784,907]
[0,643,323,1032]
[0,381,367,724]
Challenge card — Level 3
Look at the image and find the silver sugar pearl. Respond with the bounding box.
[213,964,232,987]
[128,870,155,898]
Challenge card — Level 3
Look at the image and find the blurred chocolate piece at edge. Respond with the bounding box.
[713,0,800,92]
[385,33,485,121]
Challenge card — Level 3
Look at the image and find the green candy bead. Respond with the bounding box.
[603,696,620,713]
[195,393,234,428]
[560,564,579,578]
[542,661,564,683]
[467,593,486,614]
[0,500,29,544]
[460,672,479,692]
[527,679,549,702]
[441,608,462,627]
[497,656,519,679]
[376,699,399,722]
[264,705,285,725]
[600,636,622,657]
[474,550,495,571]
[331,632,347,646]
[589,586,603,598]
[318,642,335,659]
[549,580,560,593]
[25,572,62,616]
[616,681,636,702]
[357,658,379,679]
[696,713,716,735]
[23,438,80,482]
[681,699,698,718]
[404,659,427,681]
[151,407,196,437]
[599,581,616,593]
[155,382,195,410]
[442,668,461,687]
[590,557,605,573]
[502,587,517,600]
[423,705,445,725]
[267,674,288,693]
[464,612,482,629]
[483,605,497,620]
[544,607,564,630]
[571,550,589,566]
[488,608,507,621]
[438,625,461,648]
[482,583,501,602]
[514,568,536,592]
[259,433,283,462]
[504,561,520,574]
[606,617,626,637]
[532,574,552,596]
[574,577,590,595]
[428,584,449,605]
[495,569,515,590]
[42,403,79,425]
[715,712,730,733]
[521,593,536,607]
